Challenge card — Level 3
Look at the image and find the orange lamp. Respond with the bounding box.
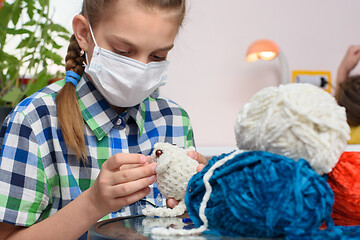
[245,39,289,84]
[245,39,280,62]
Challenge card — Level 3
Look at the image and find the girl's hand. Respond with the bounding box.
[167,150,207,208]
[340,45,360,74]
[337,45,360,88]
[87,153,157,217]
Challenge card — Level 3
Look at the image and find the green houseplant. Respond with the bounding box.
[0,0,71,122]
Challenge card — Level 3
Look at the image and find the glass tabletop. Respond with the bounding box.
[88,215,282,240]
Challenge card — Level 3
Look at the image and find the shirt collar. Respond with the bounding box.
[76,75,147,140]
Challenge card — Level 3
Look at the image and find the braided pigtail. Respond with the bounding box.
[56,34,87,160]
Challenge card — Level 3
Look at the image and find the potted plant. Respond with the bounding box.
[0,0,70,123]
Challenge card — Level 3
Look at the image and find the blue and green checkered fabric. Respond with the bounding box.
[0,75,194,227]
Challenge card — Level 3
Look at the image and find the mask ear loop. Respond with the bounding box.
[83,53,90,68]
[83,22,99,68]
[150,149,244,236]
[88,23,99,48]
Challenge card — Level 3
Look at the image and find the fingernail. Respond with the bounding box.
[149,175,156,182]
[188,151,198,160]
[151,163,157,172]
[140,155,147,163]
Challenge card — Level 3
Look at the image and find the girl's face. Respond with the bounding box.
[84,1,179,64]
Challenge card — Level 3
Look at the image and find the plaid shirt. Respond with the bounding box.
[0,75,194,228]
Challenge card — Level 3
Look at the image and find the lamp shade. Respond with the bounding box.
[245,39,280,62]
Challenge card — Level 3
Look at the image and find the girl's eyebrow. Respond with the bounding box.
[157,44,174,52]
[113,35,174,52]
[113,35,134,47]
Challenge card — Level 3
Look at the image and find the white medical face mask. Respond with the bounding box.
[84,24,169,107]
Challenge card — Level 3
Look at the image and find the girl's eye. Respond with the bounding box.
[115,49,131,56]
[151,54,166,61]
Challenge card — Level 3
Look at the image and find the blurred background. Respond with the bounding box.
[49,0,360,153]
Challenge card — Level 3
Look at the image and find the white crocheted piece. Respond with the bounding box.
[141,216,206,239]
[142,217,186,230]
[142,142,198,217]
[235,83,350,175]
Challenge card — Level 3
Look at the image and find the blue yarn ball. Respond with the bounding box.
[185,151,334,238]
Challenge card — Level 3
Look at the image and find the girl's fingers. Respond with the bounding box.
[116,187,152,207]
[104,153,148,171]
[120,164,144,170]
[111,162,157,185]
[166,198,179,208]
[120,156,151,170]
[187,150,208,165]
[197,164,205,172]
[112,174,157,198]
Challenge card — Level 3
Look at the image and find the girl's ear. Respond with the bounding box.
[72,15,91,52]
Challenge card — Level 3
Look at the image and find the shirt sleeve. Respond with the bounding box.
[185,123,195,149]
[0,110,49,227]
[178,107,195,148]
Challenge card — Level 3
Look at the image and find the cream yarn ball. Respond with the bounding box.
[235,83,350,175]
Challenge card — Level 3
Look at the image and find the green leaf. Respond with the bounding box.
[1,87,24,103]
[11,4,22,26]
[25,0,36,20]
[26,58,40,70]
[23,20,37,26]
[49,39,62,49]
[5,69,19,84]
[58,34,71,41]
[21,51,34,59]
[0,53,19,80]
[16,37,40,49]
[38,0,49,9]
[0,51,19,64]
[25,69,51,97]
[48,23,70,34]
[44,49,63,65]
[0,3,13,28]
[6,28,32,35]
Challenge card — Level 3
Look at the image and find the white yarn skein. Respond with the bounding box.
[235,83,350,175]
[142,142,198,217]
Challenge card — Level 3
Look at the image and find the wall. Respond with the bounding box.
[52,0,360,152]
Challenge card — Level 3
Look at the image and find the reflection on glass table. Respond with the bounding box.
[89,215,282,240]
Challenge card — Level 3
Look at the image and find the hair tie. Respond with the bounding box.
[65,70,81,87]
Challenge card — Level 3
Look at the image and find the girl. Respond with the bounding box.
[0,0,206,239]
[335,45,360,144]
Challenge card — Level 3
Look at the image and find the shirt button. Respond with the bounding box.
[116,119,122,126]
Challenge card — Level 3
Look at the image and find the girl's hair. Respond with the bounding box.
[335,75,360,126]
[56,0,186,160]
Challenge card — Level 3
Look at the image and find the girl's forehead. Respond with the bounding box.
[99,0,179,29]
[97,2,179,48]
